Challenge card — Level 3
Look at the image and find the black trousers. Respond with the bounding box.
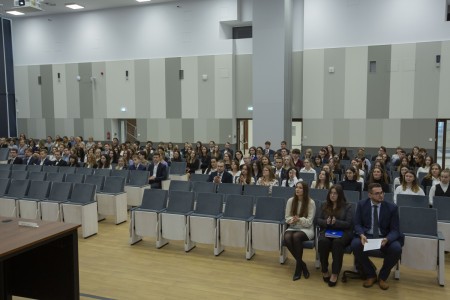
[318,231,352,274]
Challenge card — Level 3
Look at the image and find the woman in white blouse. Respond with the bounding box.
[394,170,425,203]
[282,167,301,187]
[300,158,317,181]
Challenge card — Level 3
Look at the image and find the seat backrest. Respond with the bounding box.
[26,180,51,199]
[343,190,360,203]
[84,175,106,192]
[432,196,450,221]
[28,171,47,181]
[399,206,437,236]
[298,172,315,183]
[75,168,94,176]
[223,194,254,219]
[417,172,427,185]
[7,179,30,198]
[169,162,187,175]
[94,169,112,177]
[11,170,28,180]
[254,196,285,221]
[309,188,328,202]
[140,189,168,210]
[103,176,125,193]
[65,173,85,184]
[128,170,149,186]
[0,164,11,171]
[26,165,42,172]
[216,183,242,195]
[111,169,129,183]
[0,170,11,179]
[46,172,66,182]
[0,178,10,196]
[59,166,76,174]
[396,194,428,208]
[194,193,223,215]
[361,190,369,200]
[0,148,10,161]
[169,180,191,192]
[383,192,394,203]
[43,165,59,173]
[48,182,72,202]
[166,190,195,213]
[11,164,27,171]
[271,186,295,202]
[192,181,217,194]
[70,183,96,203]
[190,173,209,182]
[243,185,270,197]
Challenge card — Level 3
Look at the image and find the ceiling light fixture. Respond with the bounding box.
[6,11,25,15]
[65,4,84,10]
[136,0,152,3]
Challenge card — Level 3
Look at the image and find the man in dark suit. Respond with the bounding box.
[221,142,234,158]
[38,149,54,166]
[53,150,68,167]
[129,156,147,171]
[8,149,23,164]
[264,141,275,157]
[351,183,402,290]
[147,153,168,189]
[208,160,233,184]
[273,157,287,185]
[23,148,39,165]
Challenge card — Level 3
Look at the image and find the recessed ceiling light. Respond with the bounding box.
[136,0,152,2]
[65,4,85,10]
[6,11,25,15]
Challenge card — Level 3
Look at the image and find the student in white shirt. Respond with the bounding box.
[394,170,425,203]
[300,158,317,181]
[429,169,450,206]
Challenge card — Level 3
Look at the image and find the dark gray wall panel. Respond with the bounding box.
[136,119,147,142]
[323,48,345,119]
[400,119,435,149]
[198,56,215,118]
[414,42,441,118]
[45,118,55,138]
[74,118,84,137]
[79,63,93,118]
[219,119,233,143]
[366,45,391,119]
[17,118,28,135]
[181,119,194,143]
[40,65,54,119]
[165,57,182,118]
[235,54,252,119]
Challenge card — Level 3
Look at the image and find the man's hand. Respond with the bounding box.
[381,238,388,247]
[360,234,367,245]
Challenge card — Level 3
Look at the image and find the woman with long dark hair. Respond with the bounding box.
[283,182,316,281]
[317,185,353,287]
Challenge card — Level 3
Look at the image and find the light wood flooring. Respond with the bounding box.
[71,217,450,300]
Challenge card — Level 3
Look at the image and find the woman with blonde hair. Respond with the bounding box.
[394,170,425,203]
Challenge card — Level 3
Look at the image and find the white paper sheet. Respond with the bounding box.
[363,238,383,251]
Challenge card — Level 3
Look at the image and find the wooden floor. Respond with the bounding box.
[74,218,450,300]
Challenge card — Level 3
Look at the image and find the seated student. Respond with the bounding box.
[38,149,53,166]
[237,164,255,185]
[148,153,168,189]
[311,170,333,190]
[417,155,433,177]
[429,168,450,206]
[129,155,147,171]
[421,163,441,191]
[317,185,353,287]
[186,151,200,174]
[300,158,317,181]
[229,160,241,184]
[23,148,39,166]
[394,170,425,203]
[7,149,23,165]
[115,157,127,170]
[393,166,409,186]
[339,167,362,193]
[364,167,390,193]
[53,150,68,167]
[256,166,279,190]
[291,148,304,169]
[207,160,233,184]
[252,160,263,183]
[281,167,301,187]
[284,182,316,281]
[273,157,287,185]
[222,152,233,171]
[97,154,111,169]
[199,146,211,173]
[68,154,80,167]
[351,183,402,290]
[338,147,350,161]
[205,157,218,175]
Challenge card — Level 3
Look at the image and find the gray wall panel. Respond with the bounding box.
[17,118,28,135]
[79,63,93,118]
[74,118,84,137]
[28,65,42,118]
[135,60,151,118]
[292,51,303,118]
[182,119,194,143]
[400,119,435,149]
[332,119,350,147]
[40,65,54,118]
[66,64,80,118]
[219,119,233,143]
[366,45,391,119]
[45,118,55,138]
[165,58,182,118]
[198,56,215,118]
[414,42,441,118]
[323,48,345,119]
[235,54,252,119]
[136,119,147,142]
[54,119,65,136]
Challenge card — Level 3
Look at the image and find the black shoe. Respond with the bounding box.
[323,276,330,283]
[301,262,310,279]
[293,261,302,281]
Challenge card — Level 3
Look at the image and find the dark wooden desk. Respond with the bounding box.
[0,217,80,300]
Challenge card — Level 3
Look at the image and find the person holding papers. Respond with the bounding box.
[317,185,353,287]
[351,183,402,290]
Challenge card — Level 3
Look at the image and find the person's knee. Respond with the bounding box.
[350,238,362,251]
[387,241,402,256]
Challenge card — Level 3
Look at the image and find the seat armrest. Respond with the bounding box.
[437,231,445,241]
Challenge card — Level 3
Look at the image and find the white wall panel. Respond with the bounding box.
[348,119,366,147]
[344,47,367,119]
[214,55,233,118]
[389,44,415,118]
[14,66,30,118]
[194,119,208,142]
[149,59,166,119]
[181,57,199,118]
[302,49,324,118]
[52,64,68,118]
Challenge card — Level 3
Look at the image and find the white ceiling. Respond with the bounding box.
[0,0,177,18]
